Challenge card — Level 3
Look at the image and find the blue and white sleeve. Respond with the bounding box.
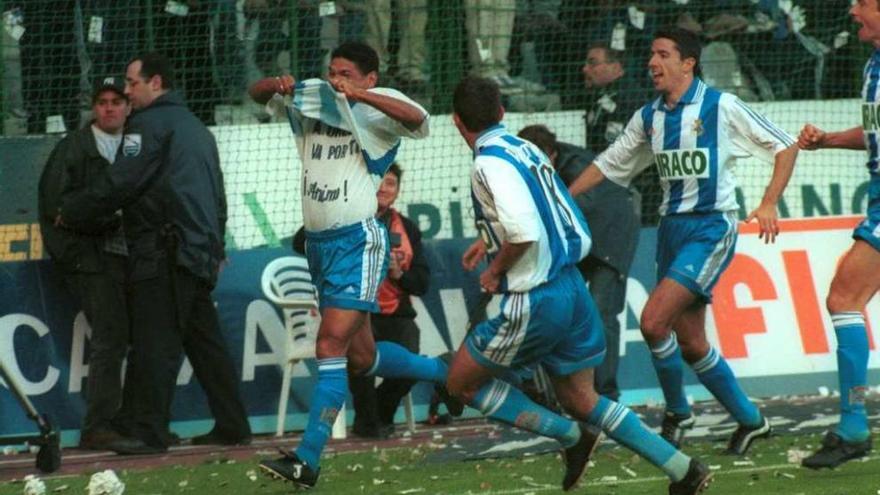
[593,108,653,187]
[724,94,795,164]
[478,156,542,244]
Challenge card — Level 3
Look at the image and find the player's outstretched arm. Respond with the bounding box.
[798,124,865,151]
[248,75,295,104]
[745,143,799,244]
[568,163,606,197]
[330,78,426,131]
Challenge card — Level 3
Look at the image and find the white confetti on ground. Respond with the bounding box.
[87,470,124,495]
[786,449,812,464]
[23,475,46,495]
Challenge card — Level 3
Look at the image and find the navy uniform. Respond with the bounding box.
[62,90,250,449]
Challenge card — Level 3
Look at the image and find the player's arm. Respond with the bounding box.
[476,157,541,292]
[798,124,865,150]
[248,75,295,104]
[746,143,798,244]
[726,96,799,243]
[569,108,651,196]
[480,241,532,293]
[568,164,606,197]
[396,218,430,296]
[331,78,426,130]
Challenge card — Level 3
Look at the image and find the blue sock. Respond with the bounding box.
[832,312,870,442]
[295,358,348,468]
[473,379,580,448]
[649,334,691,415]
[587,396,691,481]
[692,347,761,427]
[367,341,446,384]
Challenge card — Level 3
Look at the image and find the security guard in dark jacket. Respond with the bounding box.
[518,125,640,401]
[38,77,157,455]
[60,53,250,449]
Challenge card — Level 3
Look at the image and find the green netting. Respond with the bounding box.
[0,1,871,250]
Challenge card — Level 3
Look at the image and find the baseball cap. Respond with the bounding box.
[92,76,127,102]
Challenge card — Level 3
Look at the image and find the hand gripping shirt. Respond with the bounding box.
[270,79,429,232]
[471,125,592,293]
[594,78,794,216]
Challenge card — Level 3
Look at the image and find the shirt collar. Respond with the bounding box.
[475,123,507,150]
[653,78,706,112]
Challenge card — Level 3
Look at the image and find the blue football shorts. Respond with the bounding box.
[466,266,606,377]
[656,211,738,302]
[304,217,389,312]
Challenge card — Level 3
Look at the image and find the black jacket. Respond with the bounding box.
[38,124,123,272]
[377,210,429,319]
[556,141,640,276]
[61,91,228,286]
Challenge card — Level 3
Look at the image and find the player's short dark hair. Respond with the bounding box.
[517,125,557,157]
[654,27,702,77]
[331,41,379,75]
[453,77,502,133]
[587,42,623,65]
[387,162,403,182]
[129,52,176,89]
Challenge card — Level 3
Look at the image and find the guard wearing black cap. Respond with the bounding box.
[59,53,251,450]
[38,76,159,454]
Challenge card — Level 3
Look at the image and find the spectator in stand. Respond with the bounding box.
[152,0,221,125]
[17,0,80,133]
[517,124,640,403]
[581,41,659,225]
[364,0,429,96]
[465,0,522,94]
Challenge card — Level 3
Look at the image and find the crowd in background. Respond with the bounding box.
[0,0,862,137]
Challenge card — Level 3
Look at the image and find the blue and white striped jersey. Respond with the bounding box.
[471,125,592,293]
[268,79,429,232]
[594,78,795,216]
[861,50,880,174]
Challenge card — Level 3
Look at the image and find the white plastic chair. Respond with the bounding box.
[261,255,417,438]
[261,256,347,439]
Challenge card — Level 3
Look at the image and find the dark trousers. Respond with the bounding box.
[63,254,129,436]
[126,258,249,447]
[350,315,419,428]
[580,260,627,401]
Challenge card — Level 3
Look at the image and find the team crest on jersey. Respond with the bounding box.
[122,134,142,157]
[692,118,704,136]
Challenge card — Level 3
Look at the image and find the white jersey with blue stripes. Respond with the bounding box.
[268,79,429,232]
[594,78,795,216]
[471,125,592,293]
[862,50,880,174]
